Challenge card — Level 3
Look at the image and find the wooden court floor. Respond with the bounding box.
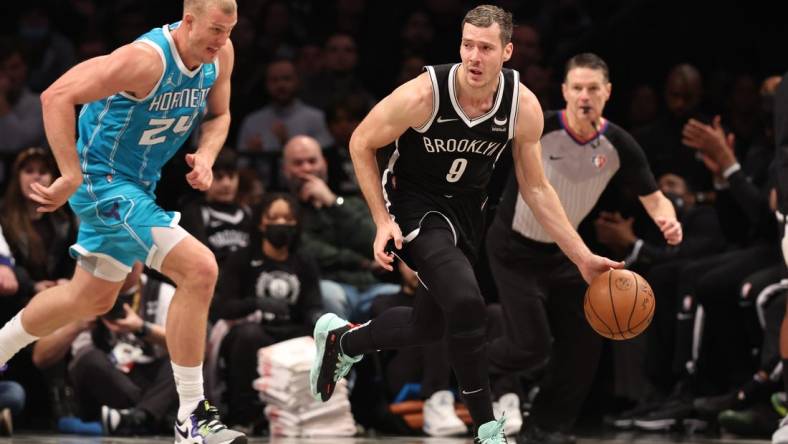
[0,433,772,443]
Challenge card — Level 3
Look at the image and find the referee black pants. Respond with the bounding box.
[485,217,601,432]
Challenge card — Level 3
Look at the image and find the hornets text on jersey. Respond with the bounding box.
[77,22,218,190]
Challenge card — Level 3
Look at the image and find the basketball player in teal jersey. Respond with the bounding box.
[0,1,245,442]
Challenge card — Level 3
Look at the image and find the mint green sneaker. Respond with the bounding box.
[474,416,507,443]
[773,392,788,418]
[309,313,363,402]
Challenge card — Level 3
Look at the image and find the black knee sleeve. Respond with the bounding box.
[414,240,487,334]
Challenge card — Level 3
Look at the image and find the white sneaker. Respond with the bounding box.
[422,390,467,436]
[773,415,788,444]
[493,393,522,435]
[174,400,246,444]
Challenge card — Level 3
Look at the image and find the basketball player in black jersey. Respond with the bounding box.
[486,53,682,443]
[309,6,621,443]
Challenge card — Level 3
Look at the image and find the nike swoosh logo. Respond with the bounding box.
[493,116,508,126]
[462,388,484,395]
[251,259,264,266]
[548,155,563,160]
[175,422,190,439]
[206,208,245,225]
[437,117,458,123]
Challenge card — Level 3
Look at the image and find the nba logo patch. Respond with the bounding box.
[591,154,607,169]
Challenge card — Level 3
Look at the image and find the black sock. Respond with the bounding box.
[340,324,373,357]
[782,359,788,393]
[449,329,495,429]
[341,305,436,356]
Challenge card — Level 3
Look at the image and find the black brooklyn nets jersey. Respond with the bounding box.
[496,110,658,243]
[383,63,520,260]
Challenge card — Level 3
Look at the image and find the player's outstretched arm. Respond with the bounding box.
[187,41,235,191]
[349,72,433,270]
[639,191,682,245]
[512,85,622,283]
[33,44,162,212]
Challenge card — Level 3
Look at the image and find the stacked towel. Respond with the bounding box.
[254,336,356,437]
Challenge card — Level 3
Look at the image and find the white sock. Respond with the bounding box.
[0,310,39,365]
[172,362,204,422]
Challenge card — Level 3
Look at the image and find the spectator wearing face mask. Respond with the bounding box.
[281,135,398,322]
[210,193,324,433]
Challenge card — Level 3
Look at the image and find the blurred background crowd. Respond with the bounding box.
[1,0,788,440]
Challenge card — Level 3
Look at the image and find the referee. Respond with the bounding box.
[486,53,682,443]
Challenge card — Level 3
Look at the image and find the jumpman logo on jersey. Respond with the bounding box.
[163,74,177,88]
[100,201,121,221]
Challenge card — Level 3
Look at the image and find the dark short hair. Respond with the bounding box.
[255,192,301,225]
[326,95,369,124]
[212,148,238,174]
[252,192,303,248]
[565,53,610,82]
[0,37,27,65]
[13,146,57,175]
[267,56,296,70]
[462,5,513,45]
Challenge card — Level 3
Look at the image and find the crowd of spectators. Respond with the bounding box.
[1,0,787,440]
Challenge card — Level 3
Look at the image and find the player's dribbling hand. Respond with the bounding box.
[29,176,81,213]
[656,217,683,245]
[374,220,403,272]
[185,153,213,191]
[578,254,624,285]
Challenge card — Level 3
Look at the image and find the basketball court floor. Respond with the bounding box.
[0,434,772,443]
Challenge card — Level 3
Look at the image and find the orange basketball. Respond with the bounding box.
[584,269,655,340]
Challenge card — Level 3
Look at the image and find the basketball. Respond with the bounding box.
[584,269,655,340]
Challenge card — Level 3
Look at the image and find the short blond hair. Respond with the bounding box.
[184,0,237,16]
[462,5,513,45]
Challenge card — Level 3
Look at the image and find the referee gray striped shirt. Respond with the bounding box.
[495,110,657,243]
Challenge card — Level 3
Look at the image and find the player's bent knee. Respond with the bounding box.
[420,318,445,343]
[165,236,218,284]
[446,294,487,331]
[179,252,219,293]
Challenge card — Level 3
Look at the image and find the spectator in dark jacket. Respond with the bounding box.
[0,147,76,302]
[180,149,252,269]
[212,193,323,431]
[282,135,398,321]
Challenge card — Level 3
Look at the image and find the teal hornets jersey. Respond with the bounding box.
[77,22,218,189]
